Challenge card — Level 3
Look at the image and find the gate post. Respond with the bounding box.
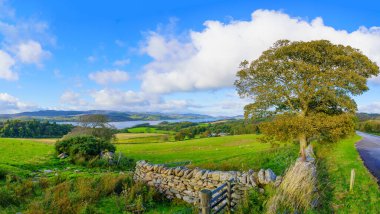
[200,189,212,214]
[227,180,232,212]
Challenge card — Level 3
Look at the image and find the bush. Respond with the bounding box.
[0,187,19,207]
[235,188,271,213]
[0,168,8,180]
[56,135,116,161]
[357,120,380,134]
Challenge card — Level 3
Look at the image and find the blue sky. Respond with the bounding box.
[0,0,380,116]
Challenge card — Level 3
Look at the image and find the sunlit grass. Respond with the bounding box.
[117,134,298,174]
[314,135,380,213]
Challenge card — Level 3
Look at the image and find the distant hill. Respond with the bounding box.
[356,112,380,121]
[0,110,214,122]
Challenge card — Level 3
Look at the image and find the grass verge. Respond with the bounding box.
[314,135,380,213]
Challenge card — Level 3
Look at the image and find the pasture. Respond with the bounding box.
[116,134,298,174]
[0,134,297,213]
[0,134,298,175]
[115,133,169,144]
[0,138,54,175]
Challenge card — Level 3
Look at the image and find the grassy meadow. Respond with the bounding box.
[0,137,193,213]
[0,133,296,213]
[1,132,380,213]
[116,133,298,174]
[115,133,170,144]
[0,138,55,177]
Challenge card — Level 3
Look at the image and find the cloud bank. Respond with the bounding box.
[0,93,36,113]
[0,1,52,81]
[89,70,130,85]
[0,50,17,80]
[141,10,380,94]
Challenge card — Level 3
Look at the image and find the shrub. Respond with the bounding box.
[39,177,50,189]
[55,135,116,161]
[86,152,135,170]
[235,188,270,213]
[14,179,35,197]
[0,187,19,207]
[0,168,8,180]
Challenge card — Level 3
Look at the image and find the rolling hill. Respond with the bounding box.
[0,110,213,122]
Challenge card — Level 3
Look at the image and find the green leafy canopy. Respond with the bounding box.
[235,40,379,146]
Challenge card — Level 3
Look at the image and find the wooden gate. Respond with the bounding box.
[199,178,236,214]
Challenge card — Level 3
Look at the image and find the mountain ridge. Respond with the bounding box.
[0,110,214,122]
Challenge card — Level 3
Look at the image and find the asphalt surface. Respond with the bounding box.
[356,131,380,184]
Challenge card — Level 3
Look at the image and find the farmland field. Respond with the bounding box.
[115,133,169,144]
[0,134,297,213]
[116,134,298,174]
[0,138,53,167]
[0,134,298,175]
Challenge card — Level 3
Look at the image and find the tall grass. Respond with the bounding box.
[267,161,318,213]
[0,172,170,213]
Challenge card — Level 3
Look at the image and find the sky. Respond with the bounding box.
[1,0,380,116]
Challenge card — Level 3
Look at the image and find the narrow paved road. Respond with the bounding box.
[356,131,380,184]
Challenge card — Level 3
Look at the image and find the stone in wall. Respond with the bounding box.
[134,160,278,205]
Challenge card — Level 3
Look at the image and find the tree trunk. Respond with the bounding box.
[298,133,307,154]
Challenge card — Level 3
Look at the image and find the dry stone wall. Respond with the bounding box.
[134,161,282,204]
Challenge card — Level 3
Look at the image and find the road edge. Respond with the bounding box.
[355,134,380,186]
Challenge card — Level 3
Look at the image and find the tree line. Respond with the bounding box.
[357,120,380,134]
[0,120,73,138]
[145,120,260,141]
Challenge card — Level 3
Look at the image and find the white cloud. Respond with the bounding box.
[113,58,130,67]
[141,10,380,94]
[90,88,196,113]
[60,91,87,106]
[358,102,380,114]
[0,18,54,46]
[0,92,36,113]
[89,70,129,85]
[0,50,17,80]
[0,1,53,80]
[16,40,50,65]
[92,89,146,107]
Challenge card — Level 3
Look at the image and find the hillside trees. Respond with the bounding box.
[357,120,380,134]
[235,40,379,152]
[0,120,73,138]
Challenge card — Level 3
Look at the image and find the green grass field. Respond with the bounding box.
[0,134,297,213]
[314,135,380,213]
[2,134,377,213]
[115,133,170,144]
[0,138,55,176]
[117,134,298,174]
[125,127,173,134]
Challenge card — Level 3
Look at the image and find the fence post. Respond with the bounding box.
[227,180,232,213]
[350,169,355,192]
[200,189,212,214]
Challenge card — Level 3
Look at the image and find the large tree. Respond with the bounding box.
[235,40,379,152]
[65,114,116,142]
